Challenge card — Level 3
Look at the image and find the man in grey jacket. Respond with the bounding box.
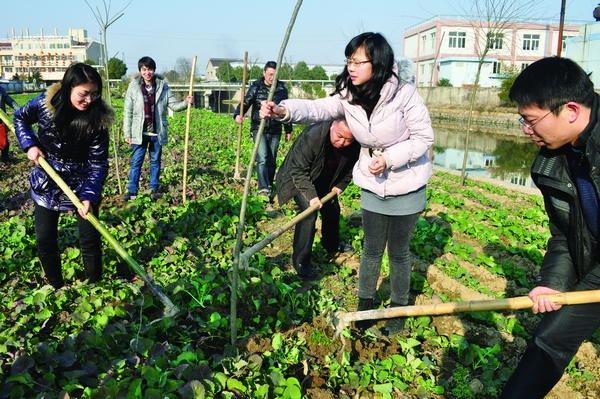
[122,56,192,200]
[276,119,359,278]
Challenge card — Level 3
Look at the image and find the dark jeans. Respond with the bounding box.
[499,265,600,398]
[358,209,420,304]
[127,135,162,193]
[34,203,103,288]
[252,131,280,191]
[292,190,340,267]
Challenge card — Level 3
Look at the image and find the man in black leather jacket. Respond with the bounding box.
[499,57,600,398]
[276,119,359,278]
[233,61,292,196]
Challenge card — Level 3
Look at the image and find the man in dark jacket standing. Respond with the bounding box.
[234,61,292,196]
[277,119,359,278]
[499,57,600,398]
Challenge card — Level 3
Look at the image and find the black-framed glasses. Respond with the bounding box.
[518,103,566,130]
[344,58,371,67]
[72,87,101,101]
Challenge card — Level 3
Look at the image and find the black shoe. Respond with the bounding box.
[381,302,407,336]
[355,298,375,330]
[337,242,354,253]
[327,242,354,256]
[122,192,137,201]
[150,190,162,199]
[293,263,316,279]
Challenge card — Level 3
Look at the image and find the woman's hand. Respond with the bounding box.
[368,155,386,175]
[27,146,45,165]
[78,200,92,220]
[529,286,563,314]
[260,101,287,119]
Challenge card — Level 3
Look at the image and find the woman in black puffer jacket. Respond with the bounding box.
[14,63,115,289]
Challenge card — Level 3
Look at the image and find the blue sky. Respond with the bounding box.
[4,0,597,76]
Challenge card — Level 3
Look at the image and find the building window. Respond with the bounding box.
[492,61,501,73]
[449,31,466,48]
[522,34,540,51]
[421,34,427,51]
[50,44,56,49]
[562,36,571,51]
[487,33,504,49]
[430,32,436,50]
[521,63,529,71]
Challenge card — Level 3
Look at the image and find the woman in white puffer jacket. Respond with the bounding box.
[261,32,434,336]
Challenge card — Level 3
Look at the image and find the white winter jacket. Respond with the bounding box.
[279,62,433,197]
[123,74,188,146]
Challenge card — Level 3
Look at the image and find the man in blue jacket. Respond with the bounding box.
[234,61,292,196]
[499,57,600,398]
[276,119,359,278]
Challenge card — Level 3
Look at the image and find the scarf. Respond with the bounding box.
[140,78,156,132]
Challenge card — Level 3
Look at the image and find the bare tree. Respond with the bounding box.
[457,0,533,186]
[174,57,197,83]
[86,0,132,195]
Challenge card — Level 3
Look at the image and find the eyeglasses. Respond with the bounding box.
[344,58,371,67]
[72,87,101,101]
[518,103,565,130]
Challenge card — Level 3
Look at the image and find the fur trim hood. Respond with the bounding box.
[43,83,115,129]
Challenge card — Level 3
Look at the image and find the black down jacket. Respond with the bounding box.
[233,77,292,135]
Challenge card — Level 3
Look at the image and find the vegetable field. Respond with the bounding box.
[1,96,599,398]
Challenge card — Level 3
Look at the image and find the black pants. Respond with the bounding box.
[291,188,340,268]
[34,203,103,288]
[499,264,600,398]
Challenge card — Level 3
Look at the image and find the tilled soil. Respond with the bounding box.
[239,169,600,398]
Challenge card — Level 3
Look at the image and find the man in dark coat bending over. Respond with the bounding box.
[276,119,360,279]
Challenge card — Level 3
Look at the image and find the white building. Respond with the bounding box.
[566,22,600,89]
[0,28,102,82]
[403,16,584,88]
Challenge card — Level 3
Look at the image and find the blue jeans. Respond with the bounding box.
[252,131,280,191]
[127,135,162,193]
[292,190,340,267]
[499,265,600,399]
[358,209,420,304]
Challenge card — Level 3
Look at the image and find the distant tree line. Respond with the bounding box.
[215,60,333,83]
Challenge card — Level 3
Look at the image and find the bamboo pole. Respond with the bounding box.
[238,190,337,269]
[0,110,179,317]
[182,55,197,203]
[331,290,600,338]
[38,157,180,317]
[234,52,248,181]
[230,0,303,346]
[111,123,123,195]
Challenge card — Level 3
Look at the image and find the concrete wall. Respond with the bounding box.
[418,86,503,106]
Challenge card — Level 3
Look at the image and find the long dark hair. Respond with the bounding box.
[51,63,104,142]
[335,32,396,114]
